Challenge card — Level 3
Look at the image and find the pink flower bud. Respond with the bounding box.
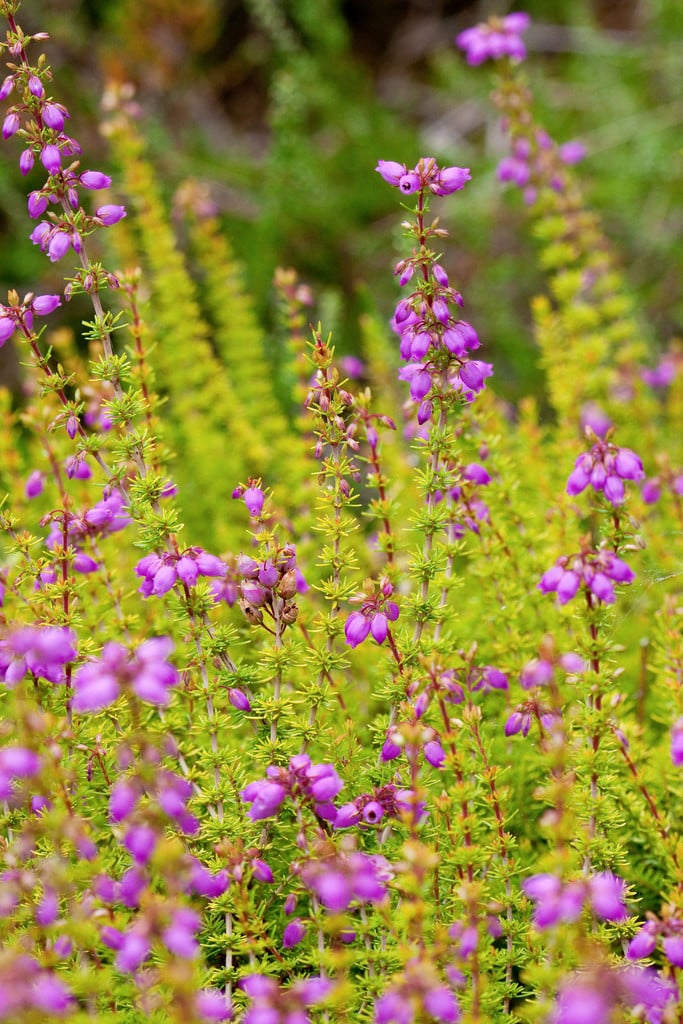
[19,148,34,175]
[80,170,112,190]
[40,143,62,174]
[32,293,61,316]
[2,112,19,138]
[95,204,127,226]
[25,470,44,499]
[42,102,65,130]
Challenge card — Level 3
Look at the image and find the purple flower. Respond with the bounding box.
[0,314,16,344]
[25,470,44,499]
[72,637,178,712]
[40,143,62,174]
[80,170,112,190]
[552,982,612,1024]
[32,294,61,316]
[0,625,76,686]
[345,577,399,648]
[567,440,644,505]
[163,908,201,959]
[95,204,127,226]
[124,824,157,864]
[109,780,139,822]
[627,925,658,960]
[2,111,19,138]
[423,987,461,1023]
[375,989,414,1024]
[662,935,683,967]
[588,872,629,922]
[671,717,683,766]
[522,874,583,929]
[115,930,151,973]
[456,13,531,66]
[42,102,67,130]
[539,549,635,607]
[196,989,232,1021]
[0,746,41,778]
[283,918,306,948]
[433,166,472,196]
[241,780,287,821]
[31,973,74,1014]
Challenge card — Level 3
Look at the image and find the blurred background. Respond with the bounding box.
[1,0,682,403]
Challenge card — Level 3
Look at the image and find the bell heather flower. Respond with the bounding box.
[456,13,531,65]
[241,753,344,822]
[567,436,644,505]
[135,546,227,597]
[523,871,628,929]
[25,469,44,499]
[282,917,307,948]
[72,637,178,712]
[301,846,391,911]
[240,974,331,1024]
[378,157,494,418]
[0,625,76,686]
[539,548,635,606]
[345,576,399,647]
[232,480,266,518]
[671,717,683,766]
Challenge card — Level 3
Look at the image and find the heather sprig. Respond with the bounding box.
[1,5,683,1023]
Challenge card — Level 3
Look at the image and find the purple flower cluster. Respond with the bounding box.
[497,131,586,206]
[0,956,74,1018]
[0,625,76,686]
[301,846,391,911]
[135,546,227,597]
[0,745,42,800]
[539,549,635,606]
[376,158,471,197]
[641,351,679,390]
[443,462,492,537]
[335,783,425,828]
[505,701,560,739]
[552,966,674,1024]
[375,973,460,1024]
[240,974,330,1024]
[567,438,644,505]
[1,60,127,262]
[376,157,493,417]
[109,767,199,837]
[236,545,307,627]
[456,13,530,65]
[345,576,399,647]
[42,491,131,574]
[0,290,61,346]
[628,910,683,967]
[241,754,343,822]
[72,637,178,712]
[520,648,585,690]
[523,871,629,928]
[641,466,683,506]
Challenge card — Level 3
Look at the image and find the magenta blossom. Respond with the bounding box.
[456,13,530,65]
[567,437,644,505]
[345,576,399,648]
[376,157,470,197]
[539,548,635,606]
[241,753,344,823]
[72,637,178,712]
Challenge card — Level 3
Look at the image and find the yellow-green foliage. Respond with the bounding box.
[105,119,267,549]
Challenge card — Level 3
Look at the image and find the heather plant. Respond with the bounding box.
[1,4,682,1024]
